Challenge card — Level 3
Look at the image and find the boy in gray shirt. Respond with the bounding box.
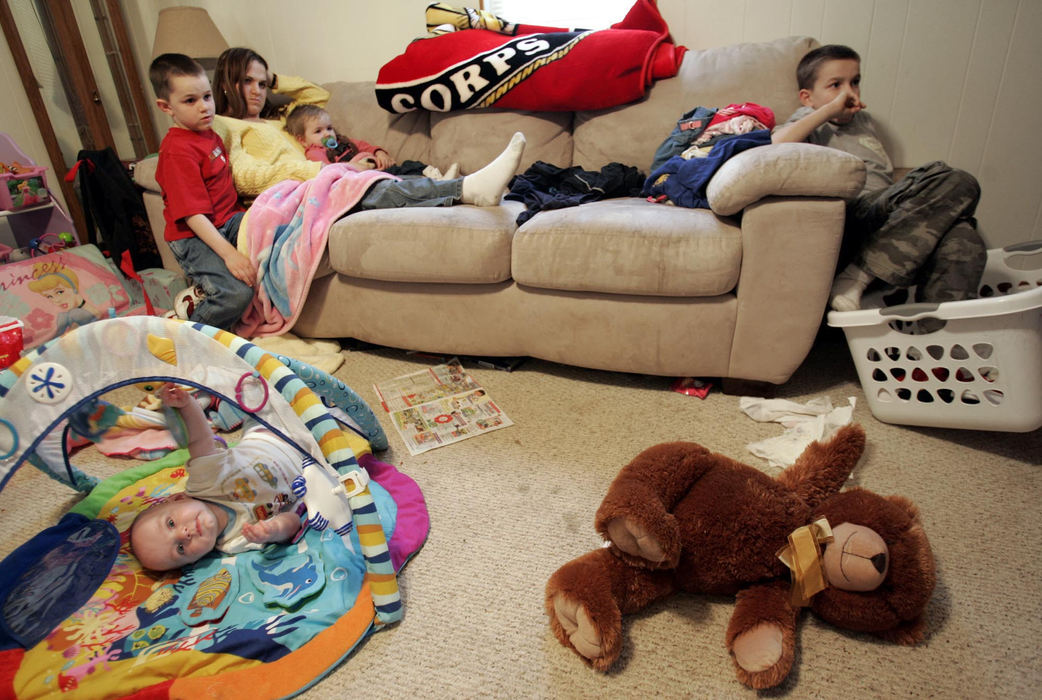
[772,44,985,312]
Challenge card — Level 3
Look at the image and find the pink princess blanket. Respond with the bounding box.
[235,164,394,337]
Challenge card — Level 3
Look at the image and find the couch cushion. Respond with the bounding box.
[572,35,817,173]
[429,109,573,174]
[325,200,525,284]
[132,154,159,192]
[511,198,741,296]
[323,81,433,166]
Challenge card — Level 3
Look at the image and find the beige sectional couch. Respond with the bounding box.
[136,35,865,389]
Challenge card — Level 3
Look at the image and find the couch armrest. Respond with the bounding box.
[707,143,865,216]
[728,196,847,384]
[132,154,160,193]
[130,155,181,273]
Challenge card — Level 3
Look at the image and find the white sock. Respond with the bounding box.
[443,162,460,179]
[461,132,525,206]
[829,264,875,312]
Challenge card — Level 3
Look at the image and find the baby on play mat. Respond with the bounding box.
[129,383,305,571]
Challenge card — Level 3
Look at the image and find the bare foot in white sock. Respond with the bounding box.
[829,263,875,312]
[461,132,525,206]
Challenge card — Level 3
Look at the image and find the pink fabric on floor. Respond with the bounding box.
[361,453,430,570]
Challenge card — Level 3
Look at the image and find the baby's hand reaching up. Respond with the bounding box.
[158,382,190,408]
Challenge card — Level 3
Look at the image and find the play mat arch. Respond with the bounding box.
[0,316,429,699]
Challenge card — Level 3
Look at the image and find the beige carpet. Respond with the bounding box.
[2,327,1039,698]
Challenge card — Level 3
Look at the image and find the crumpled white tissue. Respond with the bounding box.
[740,396,856,468]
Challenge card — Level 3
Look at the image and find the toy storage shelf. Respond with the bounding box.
[0,132,79,252]
[0,199,78,249]
[0,202,54,217]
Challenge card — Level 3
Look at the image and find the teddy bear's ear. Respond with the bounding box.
[887,494,922,523]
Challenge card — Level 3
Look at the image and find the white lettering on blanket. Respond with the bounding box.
[379,31,591,113]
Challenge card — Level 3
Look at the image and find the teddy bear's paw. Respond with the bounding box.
[732,622,784,672]
[552,594,607,661]
[606,516,668,564]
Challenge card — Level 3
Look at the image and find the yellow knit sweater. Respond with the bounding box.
[214,75,329,197]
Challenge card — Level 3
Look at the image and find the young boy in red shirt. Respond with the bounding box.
[149,53,255,330]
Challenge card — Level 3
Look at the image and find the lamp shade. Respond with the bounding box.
[151,6,228,69]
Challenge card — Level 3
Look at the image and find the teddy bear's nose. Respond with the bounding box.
[871,553,887,573]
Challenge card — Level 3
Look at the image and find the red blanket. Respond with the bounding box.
[375,0,686,113]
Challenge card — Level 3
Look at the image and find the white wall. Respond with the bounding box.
[2,0,1040,247]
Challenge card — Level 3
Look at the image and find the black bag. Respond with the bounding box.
[68,147,162,271]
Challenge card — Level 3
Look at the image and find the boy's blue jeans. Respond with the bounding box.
[356,177,462,210]
[168,211,253,331]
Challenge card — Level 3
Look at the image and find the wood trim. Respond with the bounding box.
[94,0,160,156]
[42,0,115,152]
[0,0,89,241]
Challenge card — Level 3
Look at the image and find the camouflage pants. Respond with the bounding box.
[847,160,987,303]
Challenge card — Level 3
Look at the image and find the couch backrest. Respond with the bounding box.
[323,80,435,167]
[574,35,816,172]
[325,35,818,177]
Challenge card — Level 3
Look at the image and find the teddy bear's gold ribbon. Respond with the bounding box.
[776,517,834,607]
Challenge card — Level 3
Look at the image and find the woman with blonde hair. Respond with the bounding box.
[211,47,525,208]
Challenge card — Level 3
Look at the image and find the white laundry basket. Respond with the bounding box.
[827,241,1042,432]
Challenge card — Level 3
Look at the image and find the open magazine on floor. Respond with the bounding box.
[373,358,513,455]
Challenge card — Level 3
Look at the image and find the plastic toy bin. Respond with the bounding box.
[0,166,51,211]
[827,241,1042,432]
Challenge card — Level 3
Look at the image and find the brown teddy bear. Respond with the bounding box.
[545,424,935,689]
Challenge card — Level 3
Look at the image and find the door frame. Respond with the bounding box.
[0,0,160,244]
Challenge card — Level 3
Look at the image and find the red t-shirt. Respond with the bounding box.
[156,128,243,242]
